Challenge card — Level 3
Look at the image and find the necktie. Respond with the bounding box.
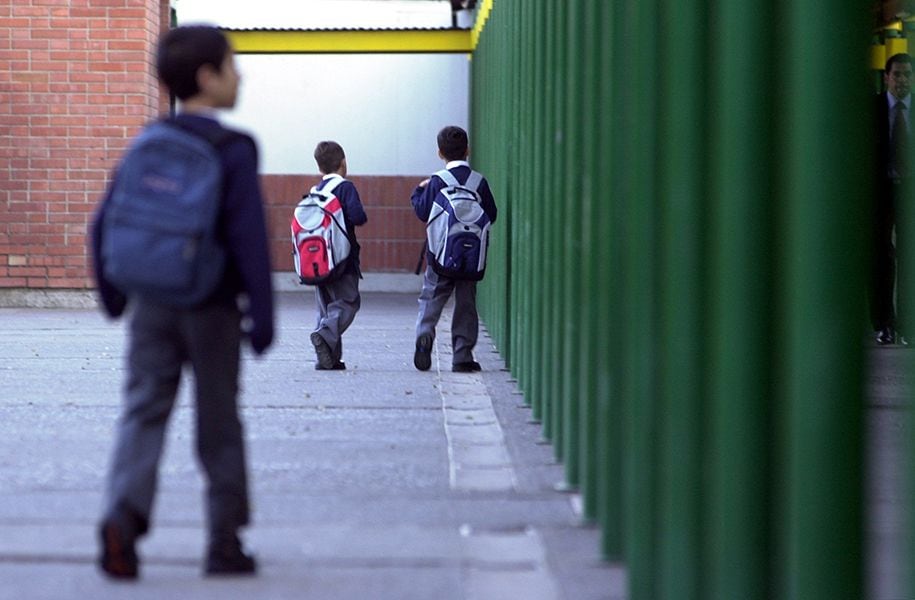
[893,102,908,177]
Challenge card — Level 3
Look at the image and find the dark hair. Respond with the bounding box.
[156,25,230,101]
[314,141,345,174]
[886,53,912,73]
[437,126,468,161]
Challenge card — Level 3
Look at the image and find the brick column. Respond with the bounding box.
[0,0,169,292]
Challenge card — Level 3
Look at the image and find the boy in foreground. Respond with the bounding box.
[91,25,274,579]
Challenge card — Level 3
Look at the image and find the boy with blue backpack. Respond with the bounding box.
[294,141,367,370]
[411,126,497,372]
[91,25,273,579]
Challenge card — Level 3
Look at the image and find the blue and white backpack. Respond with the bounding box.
[425,169,491,281]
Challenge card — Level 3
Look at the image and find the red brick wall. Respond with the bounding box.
[0,0,169,290]
[262,174,427,273]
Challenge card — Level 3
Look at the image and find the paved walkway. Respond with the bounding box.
[0,292,623,600]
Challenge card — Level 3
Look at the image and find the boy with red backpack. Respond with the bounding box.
[297,141,367,370]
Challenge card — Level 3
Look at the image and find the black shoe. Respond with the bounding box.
[452,361,482,373]
[98,516,139,580]
[310,332,335,370]
[315,360,346,370]
[414,335,432,371]
[205,535,257,576]
[876,327,896,345]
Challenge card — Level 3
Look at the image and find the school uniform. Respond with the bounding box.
[311,175,367,364]
[411,160,497,366]
[91,112,274,541]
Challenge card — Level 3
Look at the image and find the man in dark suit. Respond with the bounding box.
[873,53,913,345]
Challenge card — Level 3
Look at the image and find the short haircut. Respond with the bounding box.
[886,53,912,73]
[314,141,345,174]
[437,126,469,162]
[156,25,230,101]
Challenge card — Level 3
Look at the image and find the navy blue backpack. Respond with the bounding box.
[101,120,233,307]
[425,169,492,281]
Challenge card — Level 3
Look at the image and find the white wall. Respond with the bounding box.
[222,53,469,175]
[173,0,455,29]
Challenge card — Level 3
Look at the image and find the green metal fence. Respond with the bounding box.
[471,1,872,598]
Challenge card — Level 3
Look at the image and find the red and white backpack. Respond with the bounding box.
[291,176,352,285]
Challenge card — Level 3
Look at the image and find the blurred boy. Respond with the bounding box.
[91,25,273,579]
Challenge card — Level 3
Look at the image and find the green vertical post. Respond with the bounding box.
[507,0,523,388]
[620,0,659,597]
[538,0,558,443]
[529,0,549,424]
[655,1,707,598]
[524,1,541,402]
[495,0,511,359]
[704,1,775,598]
[514,0,533,405]
[779,2,868,599]
[560,0,584,488]
[598,0,625,561]
[578,0,601,522]
[489,2,510,353]
[548,0,567,458]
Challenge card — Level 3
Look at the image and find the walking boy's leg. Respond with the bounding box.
[451,279,480,368]
[311,285,335,369]
[414,265,454,370]
[183,304,255,574]
[101,302,184,578]
[312,272,360,367]
[314,285,329,330]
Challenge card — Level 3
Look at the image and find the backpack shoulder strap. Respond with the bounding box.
[309,176,345,197]
[435,168,481,194]
[162,117,242,151]
[321,176,346,195]
[463,170,483,193]
[435,169,460,188]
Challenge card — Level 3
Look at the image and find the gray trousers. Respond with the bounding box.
[415,265,479,364]
[103,300,249,538]
[314,270,361,361]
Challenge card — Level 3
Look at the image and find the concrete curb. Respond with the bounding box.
[0,273,424,309]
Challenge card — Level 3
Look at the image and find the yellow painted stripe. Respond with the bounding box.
[471,0,494,49]
[886,36,908,58]
[871,43,886,70]
[226,29,473,54]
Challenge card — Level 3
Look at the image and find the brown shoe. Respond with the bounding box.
[98,516,139,580]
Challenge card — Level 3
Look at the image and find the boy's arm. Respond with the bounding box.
[339,181,367,226]
[479,178,498,224]
[411,176,441,221]
[221,135,275,355]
